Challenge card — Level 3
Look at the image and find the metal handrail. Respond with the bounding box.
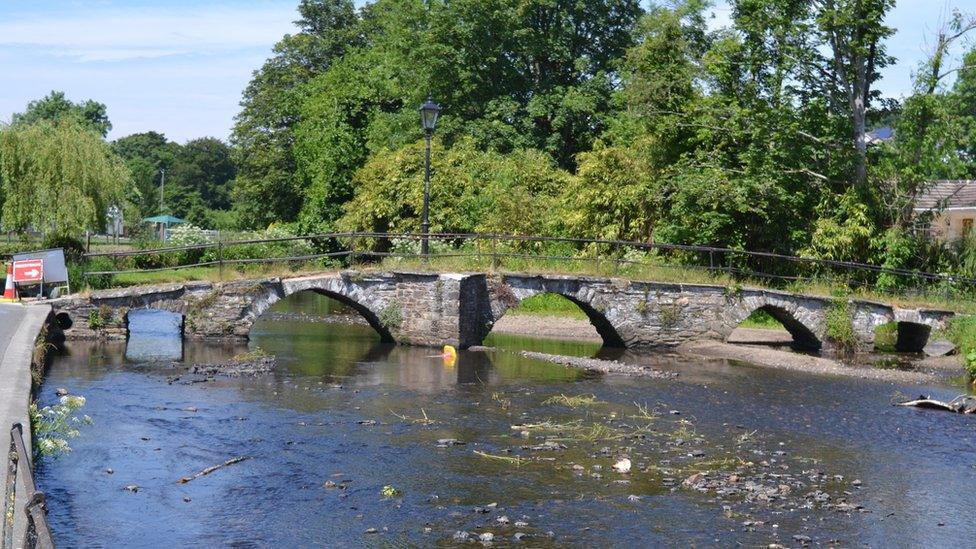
[79,231,976,290]
[2,423,55,549]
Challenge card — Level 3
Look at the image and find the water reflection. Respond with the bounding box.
[125,309,183,362]
[34,291,976,548]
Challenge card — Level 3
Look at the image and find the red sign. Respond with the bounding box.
[12,259,43,283]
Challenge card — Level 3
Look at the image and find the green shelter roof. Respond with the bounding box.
[143,215,187,224]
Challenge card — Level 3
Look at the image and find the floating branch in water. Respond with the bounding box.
[390,408,436,425]
[179,456,250,483]
[473,450,525,466]
[896,395,976,414]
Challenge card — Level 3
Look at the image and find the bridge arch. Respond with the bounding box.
[246,284,395,342]
[492,279,626,348]
[727,300,823,351]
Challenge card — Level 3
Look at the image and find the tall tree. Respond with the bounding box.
[169,138,236,211]
[12,91,113,138]
[0,120,128,237]
[292,0,642,233]
[955,46,976,175]
[816,0,894,188]
[231,0,361,229]
[112,132,178,217]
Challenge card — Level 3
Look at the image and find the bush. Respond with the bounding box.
[944,316,976,381]
[41,234,86,261]
[825,300,858,352]
[203,226,314,264]
[78,257,116,290]
[167,224,214,264]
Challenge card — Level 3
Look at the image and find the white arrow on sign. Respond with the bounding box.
[24,269,40,278]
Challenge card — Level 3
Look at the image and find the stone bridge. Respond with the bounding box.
[49,270,955,352]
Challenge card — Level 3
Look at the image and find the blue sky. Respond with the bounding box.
[0,0,972,143]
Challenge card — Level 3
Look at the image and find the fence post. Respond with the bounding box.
[613,241,621,276]
[490,235,499,272]
[217,240,223,282]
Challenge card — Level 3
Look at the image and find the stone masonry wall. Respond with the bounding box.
[48,271,954,352]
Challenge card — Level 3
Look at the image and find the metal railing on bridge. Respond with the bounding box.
[78,232,976,304]
[2,423,55,549]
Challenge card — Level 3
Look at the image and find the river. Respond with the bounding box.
[35,293,976,547]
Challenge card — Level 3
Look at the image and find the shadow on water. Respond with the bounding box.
[33,291,976,547]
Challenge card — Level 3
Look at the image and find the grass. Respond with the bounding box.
[738,309,786,330]
[825,300,859,351]
[629,402,659,421]
[232,347,271,362]
[943,316,976,380]
[73,249,976,315]
[473,450,526,466]
[510,419,652,442]
[508,293,587,319]
[873,322,899,352]
[94,263,333,288]
[542,393,603,407]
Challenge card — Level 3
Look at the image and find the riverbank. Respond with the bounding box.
[494,314,965,384]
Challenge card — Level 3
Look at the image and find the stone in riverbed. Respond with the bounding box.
[188,355,276,377]
[923,339,956,357]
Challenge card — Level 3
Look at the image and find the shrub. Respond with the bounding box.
[41,234,86,261]
[79,257,116,290]
[825,300,858,352]
[944,316,976,381]
[167,224,214,265]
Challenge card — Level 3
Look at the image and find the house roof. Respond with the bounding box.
[915,180,976,210]
[866,126,894,145]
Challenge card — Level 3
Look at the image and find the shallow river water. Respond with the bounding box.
[36,294,976,547]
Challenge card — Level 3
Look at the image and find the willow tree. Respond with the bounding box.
[0,120,129,238]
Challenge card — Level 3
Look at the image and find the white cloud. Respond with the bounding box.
[0,2,298,141]
[0,5,296,62]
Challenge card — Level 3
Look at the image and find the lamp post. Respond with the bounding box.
[419,96,441,257]
[159,168,166,214]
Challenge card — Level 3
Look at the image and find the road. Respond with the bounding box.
[0,303,25,359]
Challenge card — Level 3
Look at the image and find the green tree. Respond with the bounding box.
[12,91,113,138]
[231,0,361,229]
[955,46,976,177]
[338,138,567,238]
[169,138,236,211]
[112,131,178,217]
[0,121,128,238]
[292,0,642,234]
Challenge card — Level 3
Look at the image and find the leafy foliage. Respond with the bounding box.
[12,91,112,138]
[0,120,128,238]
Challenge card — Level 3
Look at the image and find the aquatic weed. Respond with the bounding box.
[542,394,603,408]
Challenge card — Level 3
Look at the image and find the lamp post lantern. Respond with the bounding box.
[419,96,441,257]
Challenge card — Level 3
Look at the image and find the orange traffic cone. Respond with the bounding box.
[2,263,17,301]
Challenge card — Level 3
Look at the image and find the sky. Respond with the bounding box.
[0,0,972,143]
